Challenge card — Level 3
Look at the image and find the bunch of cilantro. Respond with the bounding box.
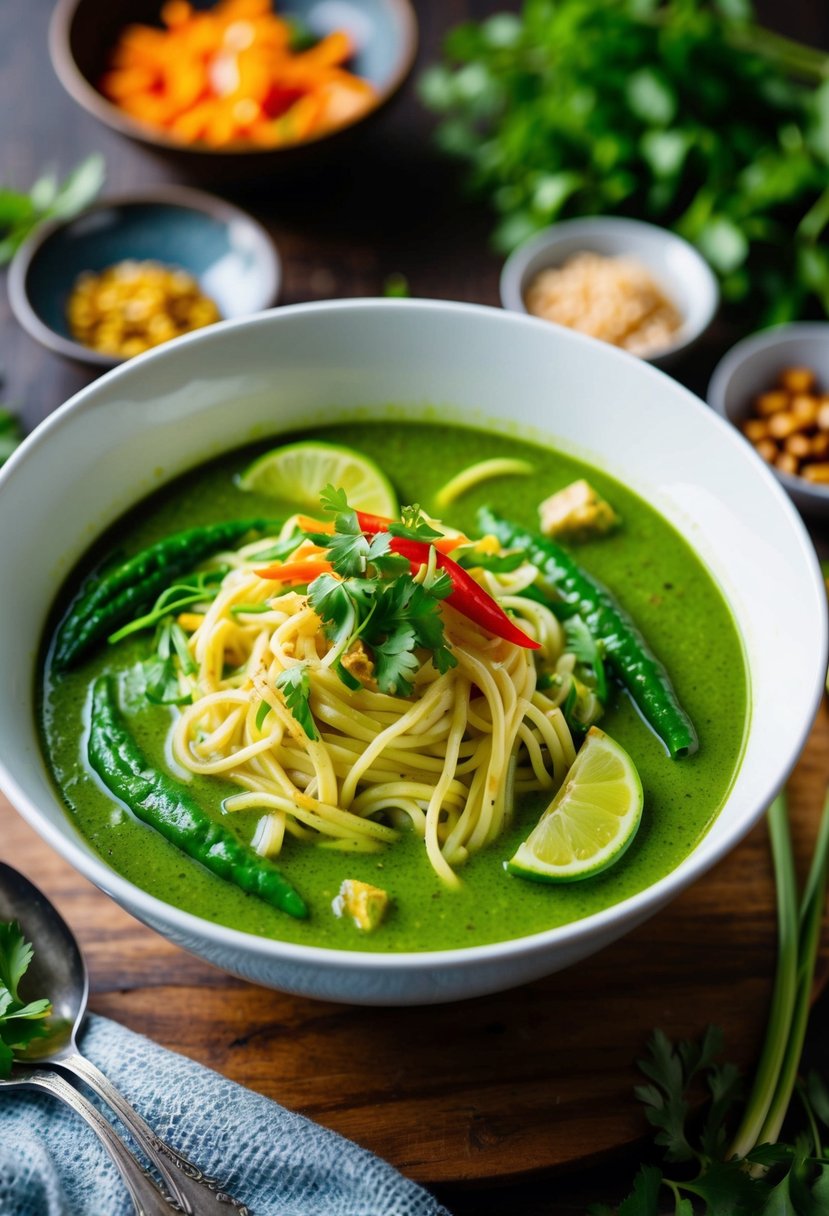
[272,488,457,739]
[0,922,52,1076]
[595,788,829,1215]
[421,0,829,325]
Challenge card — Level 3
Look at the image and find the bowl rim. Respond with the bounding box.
[707,320,829,502]
[48,0,419,158]
[1,297,826,974]
[499,215,720,362]
[6,184,282,369]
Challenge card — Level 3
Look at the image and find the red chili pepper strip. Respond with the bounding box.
[355,512,467,553]
[389,537,540,650]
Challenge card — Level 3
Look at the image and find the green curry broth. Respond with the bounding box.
[39,421,748,953]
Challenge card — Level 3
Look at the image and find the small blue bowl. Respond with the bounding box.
[8,186,280,368]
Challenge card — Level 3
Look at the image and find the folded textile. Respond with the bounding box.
[0,1014,452,1216]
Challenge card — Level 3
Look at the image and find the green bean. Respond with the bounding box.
[53,519,275,670]
[88,676,308,919]
[480,509,698,759]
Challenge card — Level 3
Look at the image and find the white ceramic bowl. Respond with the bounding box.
[708,322,829,519]
[500,216,719,367]
[0,300,824,1005]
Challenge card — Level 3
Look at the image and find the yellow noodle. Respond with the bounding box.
[169,531,581,882]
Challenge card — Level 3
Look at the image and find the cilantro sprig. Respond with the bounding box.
[0,155,104,264]
[268,488,459,731]
[0,922,52,1077]
[306,487,457,697]
[594,787,829,1216]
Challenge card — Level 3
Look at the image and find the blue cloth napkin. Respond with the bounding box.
[0,1014,452,1216]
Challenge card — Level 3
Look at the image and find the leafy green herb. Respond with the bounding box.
[383,272,411,298]
[0,155,104,265]
[388,504,444,544]
[594,787,829,1215]
[0,408,23,467]
[274,662,318,740]
[108,567,227,644]
[142,621,192,705]
[302,488,458,702]
[0,922,52,1077]
[423,1,829,325]
[564,614,608,703]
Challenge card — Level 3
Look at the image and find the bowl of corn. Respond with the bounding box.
[708,323,829,519]
[8,185,280,369]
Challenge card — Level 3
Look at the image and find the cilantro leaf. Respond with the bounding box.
[0,408,23,467]
[373,625,421,695]
[308,574,361,649]
[275,662,318,740]
[617,1165,663,1216]
[0,922,52,1077]
[388,504,443,543]
[0,923,32,1003]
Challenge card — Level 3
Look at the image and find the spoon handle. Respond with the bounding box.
[61,1051,250,1215]
[21,1069,178,1216]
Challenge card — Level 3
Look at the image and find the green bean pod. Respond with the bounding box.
[88,676,308,919]
[480,509,698,759]
[54,519,274,670]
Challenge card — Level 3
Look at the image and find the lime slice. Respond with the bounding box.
[507,727,643,883]
[239,442,398,516]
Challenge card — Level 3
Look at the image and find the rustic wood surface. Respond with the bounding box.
[2,702,828,1192]
[3,0,829,1212]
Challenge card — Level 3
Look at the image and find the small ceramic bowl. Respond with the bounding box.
[500,216,719,368]
[49,0,418,179]
[8,186,280,369]
[708,323,829,519]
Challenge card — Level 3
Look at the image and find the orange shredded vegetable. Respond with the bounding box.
[255,558,335,582]
[100,0,377,149]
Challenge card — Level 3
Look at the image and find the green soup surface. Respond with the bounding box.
[39,421,748,953]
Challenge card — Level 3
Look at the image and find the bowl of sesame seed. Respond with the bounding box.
[499,216,719,369]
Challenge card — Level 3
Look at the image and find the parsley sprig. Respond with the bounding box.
[0,922,52,1077]
[594,787,829,1215]
[307,486,457,696]
[271,488,460,737]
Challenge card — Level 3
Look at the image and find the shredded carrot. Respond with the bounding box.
[100,0,377,148]
[255,558,335,582]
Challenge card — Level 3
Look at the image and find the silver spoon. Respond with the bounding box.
[0,862,250,1215]
[0,1066,175,1215]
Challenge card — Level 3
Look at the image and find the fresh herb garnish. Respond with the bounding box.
[274,662,318,740]
[423,1,829,325]
[0,922,52,1078]
[141,620,194,705]
[108,567,227,644]
[564,614,608,704]
[0,155,104,265]
[593,788,829,1215]
[301,488,459,699]
[0,408,23,467]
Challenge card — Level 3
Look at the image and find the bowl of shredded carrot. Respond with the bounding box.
[49,0,417,169]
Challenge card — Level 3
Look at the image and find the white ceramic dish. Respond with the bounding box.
[0,300,824,1006]
[500,216,719,368]
[708,322,829,519]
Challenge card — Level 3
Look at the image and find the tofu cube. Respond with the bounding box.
[539,480,619,541]
[332,879,389,932]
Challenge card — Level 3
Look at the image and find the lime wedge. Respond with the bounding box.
[239,442,398,516]
[507,727,643,883]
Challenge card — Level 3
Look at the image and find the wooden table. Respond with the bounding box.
[3,2,829,1212]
